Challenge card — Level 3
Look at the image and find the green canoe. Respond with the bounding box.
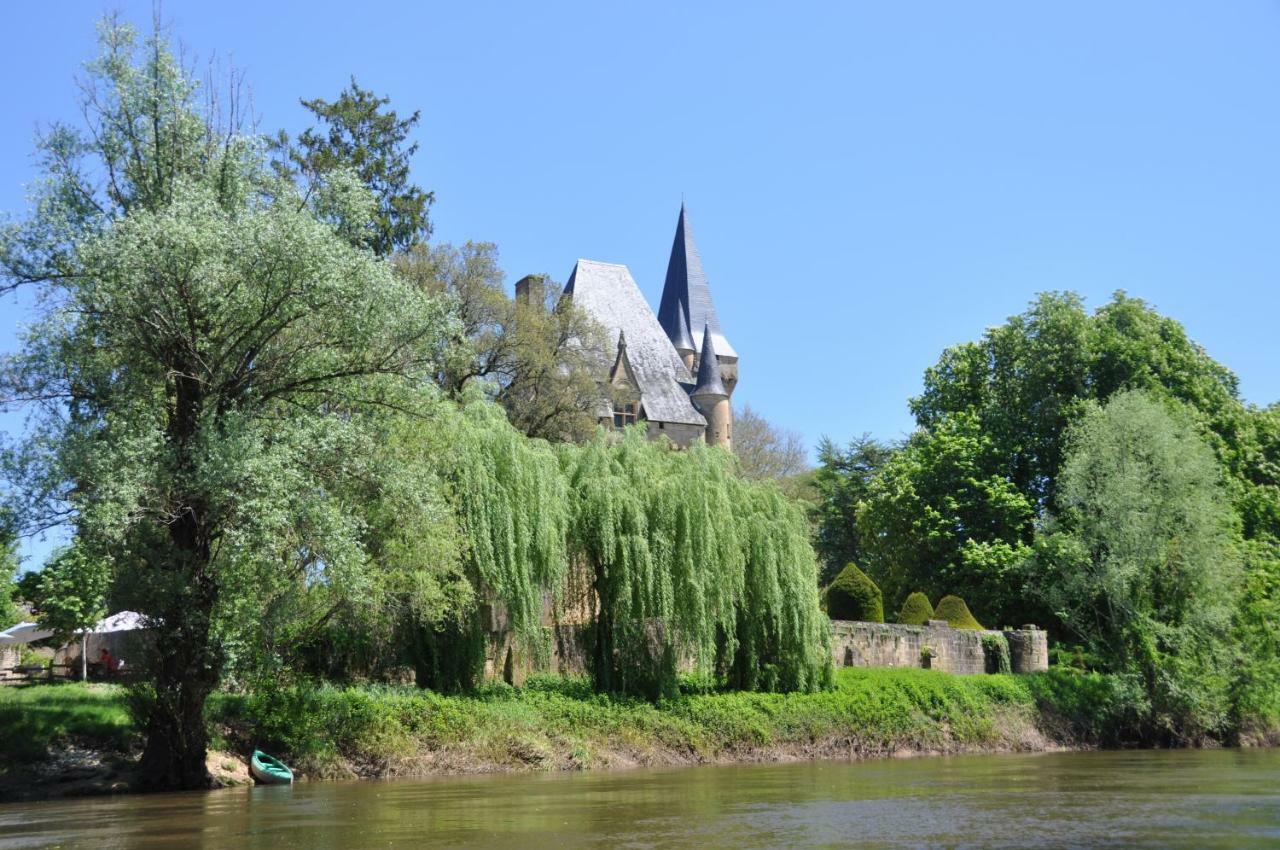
[250,750,293,785]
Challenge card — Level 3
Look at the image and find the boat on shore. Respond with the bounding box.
[250,750,293,785]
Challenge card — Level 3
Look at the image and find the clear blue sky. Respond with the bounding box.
[3,2,1279,567]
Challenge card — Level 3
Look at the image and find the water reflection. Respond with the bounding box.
[2,749,1278,849]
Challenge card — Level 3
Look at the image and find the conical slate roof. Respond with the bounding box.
[656,204,736,359]
[669,297,696,354]
[691,324,728,401]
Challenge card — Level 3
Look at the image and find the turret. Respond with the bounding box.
[690,325,731,449]
[670,297,697,371]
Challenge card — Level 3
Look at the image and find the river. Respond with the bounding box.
[1,749,1277,849]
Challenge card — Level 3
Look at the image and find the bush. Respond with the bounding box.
[935,595,983,629]
[898,592,934,625]
[982,634,1012,674]
[824,563,883,622]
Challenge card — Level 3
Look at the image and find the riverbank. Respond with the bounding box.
[0,667,1149,801]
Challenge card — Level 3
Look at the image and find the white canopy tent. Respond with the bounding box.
[1,612,148,679]
[0,611,146,646]
[92,611,146,634]
[0,622,55,646]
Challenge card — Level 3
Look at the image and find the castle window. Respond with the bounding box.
[613,402,638,428]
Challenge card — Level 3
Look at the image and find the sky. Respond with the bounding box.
[2,2,1279,568]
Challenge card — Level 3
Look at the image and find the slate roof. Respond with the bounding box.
[656,204,737,359]
[563,260,706,426]
[690,324,728,401]
[669,296,696,354]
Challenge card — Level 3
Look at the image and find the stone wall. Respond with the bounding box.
[481,618,1047,684]
[830,619,1048,675]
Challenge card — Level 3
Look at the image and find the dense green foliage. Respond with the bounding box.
[822,292,1279,630]
[1030,392,1238,742]
[897,592,934,626]
[393,248,609,441]
[824,563,884,623]
[284,77,434,255]
[811,435,895,585]
[857,415,1033,620]
[563,431,830,698]
[17,545,110,647]
[934,596,983,630]
[1232,539,1280,739]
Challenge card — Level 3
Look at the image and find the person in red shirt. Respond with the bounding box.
[98,648,113,679]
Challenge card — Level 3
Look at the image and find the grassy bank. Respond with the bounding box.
[0,683,134,764]
[2,667,1135,790]
[212,667,1083,779]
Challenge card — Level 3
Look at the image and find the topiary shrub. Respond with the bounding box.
[934,595,983,629]
[824,563,884,623]
[898,592,934,626]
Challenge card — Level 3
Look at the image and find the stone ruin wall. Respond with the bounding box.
[830,619,1049,675]
[479,611,1049,685]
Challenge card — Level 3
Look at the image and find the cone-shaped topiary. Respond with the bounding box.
[898,592,934,626]
[824,563,884,623]
[934,595,983,629]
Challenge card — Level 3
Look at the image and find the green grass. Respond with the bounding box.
[0,667,1153,776]
[0,682,136,764]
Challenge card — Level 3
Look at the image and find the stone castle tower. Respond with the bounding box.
[656,204,738,448]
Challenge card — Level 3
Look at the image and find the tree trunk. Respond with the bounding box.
[136,598,218,791]
[136,366,219,791]
[591,568,615,693]
[81,633,87,682]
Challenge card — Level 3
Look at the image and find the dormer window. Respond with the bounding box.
[613,402,638,428]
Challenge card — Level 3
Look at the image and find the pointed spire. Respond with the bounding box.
[669,297,696,355]
[657,204,736,359]
[690,324,728,402]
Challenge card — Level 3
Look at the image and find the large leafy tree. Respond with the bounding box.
[910,291,1276,527]
[1029,391,1239,742]
[497,274,610,443]
[393,250,608,442]
[284,77,433,255]
[838,291,1277,627]
[0,22,451,789]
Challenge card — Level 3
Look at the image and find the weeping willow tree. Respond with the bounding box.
[726,483,831,692]
[563,430,830,698]
[410,400,569,690]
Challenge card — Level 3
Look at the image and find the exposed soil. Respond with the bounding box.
[0,744,251,803]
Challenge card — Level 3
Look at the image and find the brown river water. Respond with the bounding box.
[1,749,1278,849]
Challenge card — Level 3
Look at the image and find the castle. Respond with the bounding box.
[520,205,738,450]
